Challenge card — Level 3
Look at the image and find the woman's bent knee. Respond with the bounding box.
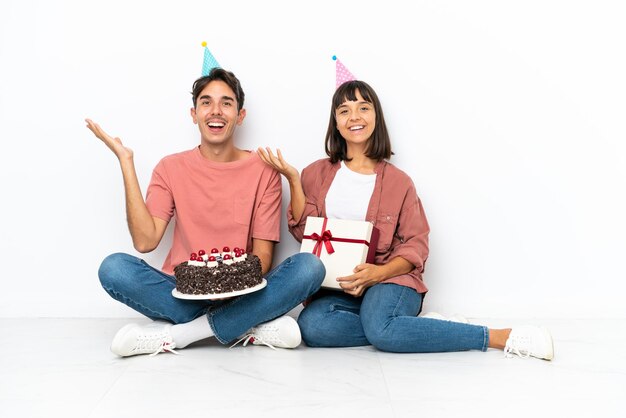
[297,307,328,347]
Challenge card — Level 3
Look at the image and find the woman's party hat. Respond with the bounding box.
[333,55,356,88]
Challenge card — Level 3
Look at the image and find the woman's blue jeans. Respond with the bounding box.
[298,283,489,353]
[98,252,325,344]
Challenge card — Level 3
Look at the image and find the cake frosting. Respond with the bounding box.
[173,246,263,295]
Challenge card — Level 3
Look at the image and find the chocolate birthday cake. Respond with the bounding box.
[173,247,263,295]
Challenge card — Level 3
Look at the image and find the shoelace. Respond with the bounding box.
[230,334,277,350]
[504,335,531,359]
[149,340,180,357]
[131,332,180,356]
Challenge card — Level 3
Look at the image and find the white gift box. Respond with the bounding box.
[300,217,379,289]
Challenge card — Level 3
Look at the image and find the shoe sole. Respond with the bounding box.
[110,323,138,357]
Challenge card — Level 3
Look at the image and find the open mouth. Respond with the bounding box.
[206,120,226,133]
[349,125,365,132]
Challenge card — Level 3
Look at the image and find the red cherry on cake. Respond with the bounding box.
[223,254,232,260]
[208,256,216,262]
[233,247,241,253]
[198,249,206,256]
[211,248,219,254]
[190,252,198,259]
[222,246,230,253]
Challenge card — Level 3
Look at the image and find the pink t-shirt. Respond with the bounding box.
[146,147,282,274]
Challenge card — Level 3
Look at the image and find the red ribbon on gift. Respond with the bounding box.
[308,230,335,256]
[303,218,372,257]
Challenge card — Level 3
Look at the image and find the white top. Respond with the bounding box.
[325,161,377,221]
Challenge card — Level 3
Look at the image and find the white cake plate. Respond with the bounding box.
[171,279,267,300]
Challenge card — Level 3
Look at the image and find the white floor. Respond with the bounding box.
[1,317,624,418]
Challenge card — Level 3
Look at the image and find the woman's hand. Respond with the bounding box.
[337,263,386,297]
[257,147,299,182]
[258,147,307,224]
[337,257,415,297]
[85,118,133,161]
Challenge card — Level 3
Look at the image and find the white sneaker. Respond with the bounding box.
[420,312,469,324]
[110,322,179,357]
[448,314,469,324]
[504,326,554,361]
[230,316,302,349]
[420,311,446,321]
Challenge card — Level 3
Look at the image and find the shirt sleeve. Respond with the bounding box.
[287,164,322,242]
[145,160,175,222]
[251,170,282,242]
[387,182,430,274]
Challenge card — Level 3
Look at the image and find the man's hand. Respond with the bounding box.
[337,263,386,297]
[86,119,133,161]
[257,147,299,183]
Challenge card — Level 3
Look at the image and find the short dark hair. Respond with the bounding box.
[325,80,392,163]
[191,68,245,111]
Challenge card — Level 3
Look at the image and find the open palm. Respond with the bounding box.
[257,147,298,181]
[85,119,133,160]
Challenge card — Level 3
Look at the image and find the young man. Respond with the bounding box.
[86,68,325,357]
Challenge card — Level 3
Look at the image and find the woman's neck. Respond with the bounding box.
[344,146,377,174]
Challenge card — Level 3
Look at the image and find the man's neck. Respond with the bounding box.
[198,140,245,163]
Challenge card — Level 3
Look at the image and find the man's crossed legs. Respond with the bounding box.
[98,252,325,356]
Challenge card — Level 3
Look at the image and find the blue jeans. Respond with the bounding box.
[98,252,325,344]
[298,283,489,353]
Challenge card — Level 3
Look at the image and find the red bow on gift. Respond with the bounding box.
[303,218,373,259]
[309,230,335,257]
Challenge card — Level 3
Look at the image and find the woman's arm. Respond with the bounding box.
[257,147,306,222]
[338,174,430,297]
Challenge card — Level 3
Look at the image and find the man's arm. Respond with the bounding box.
[86,119,168,252]
[252,238,275,275]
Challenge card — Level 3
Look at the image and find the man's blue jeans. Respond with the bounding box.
[98,252,325,344]
[298,283,489,352]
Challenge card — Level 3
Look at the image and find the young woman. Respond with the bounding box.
[259,80,553,359]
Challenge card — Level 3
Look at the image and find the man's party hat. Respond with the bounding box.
[333,55,356,88]
[201,42,221,76]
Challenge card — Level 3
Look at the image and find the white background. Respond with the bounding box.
[1,0,624,319]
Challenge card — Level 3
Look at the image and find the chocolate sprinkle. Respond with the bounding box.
[174,255,263,295]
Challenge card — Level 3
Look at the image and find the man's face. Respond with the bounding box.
[191,80,246,145]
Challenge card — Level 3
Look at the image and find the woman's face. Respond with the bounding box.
[334,89,376,147]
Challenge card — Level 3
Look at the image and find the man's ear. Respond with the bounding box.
[190,107,198,124]
[237,108,246,125]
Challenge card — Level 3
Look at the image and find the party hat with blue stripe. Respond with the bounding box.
[201,41,220,76]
